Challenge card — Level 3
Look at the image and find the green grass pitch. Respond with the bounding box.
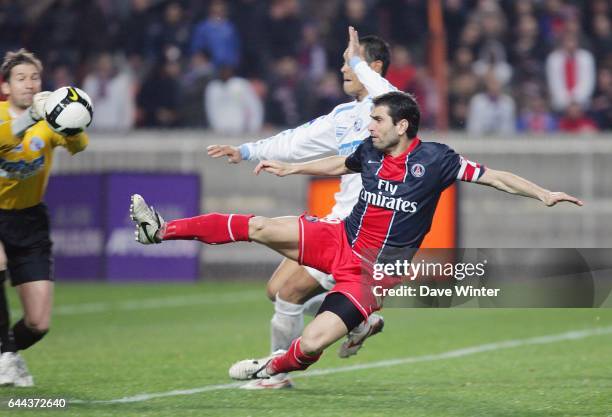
[1,281,610,417]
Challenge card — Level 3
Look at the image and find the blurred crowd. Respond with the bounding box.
[1,0,611,136]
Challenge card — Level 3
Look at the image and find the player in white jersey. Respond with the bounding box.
[207,27,396,389]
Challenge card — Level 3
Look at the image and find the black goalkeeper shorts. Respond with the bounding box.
[0,203,53,286]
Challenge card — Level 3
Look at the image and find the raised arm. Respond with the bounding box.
[345,26,396,98]
[254,156,351,177]
[477,168,583,207]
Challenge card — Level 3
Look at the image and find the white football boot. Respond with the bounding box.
[13,353,34,387]
[130,194,165,244]
[0,352,14,386]
[0,352,34,387]
[338,313,384,358]
[240,373,294,390]
[228,350,285,381]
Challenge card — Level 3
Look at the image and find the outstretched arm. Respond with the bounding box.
[254,156,351,177]
[206,143,243,163]
[207,113,336,164]
[477,168,583,207]
[51,131,88,155]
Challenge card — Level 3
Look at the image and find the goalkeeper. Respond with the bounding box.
[0,49,89,387]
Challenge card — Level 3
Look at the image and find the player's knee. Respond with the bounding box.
[266,281,278,301]
[0,251,7,270]
[278,283,307,304]
[248,216,270,240]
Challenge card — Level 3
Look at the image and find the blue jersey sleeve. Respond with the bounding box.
[345,141,365,173]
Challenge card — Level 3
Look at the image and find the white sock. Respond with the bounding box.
[302,292,327,317]
[270,294,304,353]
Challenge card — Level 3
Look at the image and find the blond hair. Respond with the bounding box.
[1,49,43,81]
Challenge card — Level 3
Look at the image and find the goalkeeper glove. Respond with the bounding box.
[29,91,51,121]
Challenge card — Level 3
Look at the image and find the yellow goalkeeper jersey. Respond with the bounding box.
[0,101,88,209]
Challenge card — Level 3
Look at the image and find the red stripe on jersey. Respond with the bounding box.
[352,138,420,258]
[352,205,395,260]
[378,156,408,181]
[377,137,420,181]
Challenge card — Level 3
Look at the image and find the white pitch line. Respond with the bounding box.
[71,325,612,405]
[298,326,612,378]
[72,382,246,404]
[10,290,263,317]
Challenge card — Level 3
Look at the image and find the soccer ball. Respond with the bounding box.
[44,86,94,135]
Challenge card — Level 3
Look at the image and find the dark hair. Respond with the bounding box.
[1,49,43,81]
[360,35,391,77]
[372,91,420,138]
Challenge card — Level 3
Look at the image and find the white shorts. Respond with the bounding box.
[304,266,336,291]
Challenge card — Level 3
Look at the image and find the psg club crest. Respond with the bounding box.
[411,163,425,178]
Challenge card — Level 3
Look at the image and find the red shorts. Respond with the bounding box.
[298,215,384,319]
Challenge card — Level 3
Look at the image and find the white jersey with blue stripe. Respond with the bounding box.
[240,59,397,220]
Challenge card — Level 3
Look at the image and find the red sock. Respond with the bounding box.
[162,213,253,244]
[268,337,322,374]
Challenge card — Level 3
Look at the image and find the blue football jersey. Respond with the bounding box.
[344,137,485,262]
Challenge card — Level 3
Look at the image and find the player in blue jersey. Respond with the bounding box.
[207,29,394,389]
[130,91,582,381]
